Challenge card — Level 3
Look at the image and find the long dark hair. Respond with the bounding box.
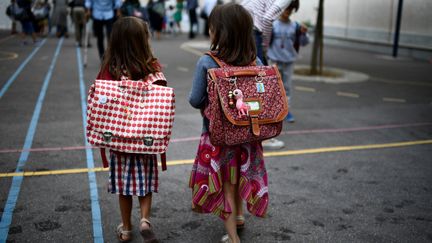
[208,3,256,66]
[101,17,160,80]
[288,0,300,12]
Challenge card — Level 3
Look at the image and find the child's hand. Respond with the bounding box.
[300,24,308,33]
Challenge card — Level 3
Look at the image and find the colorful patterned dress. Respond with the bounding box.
[189,133,269,220]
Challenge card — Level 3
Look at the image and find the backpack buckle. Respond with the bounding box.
[103,132,113,143]
[143,137,154,146]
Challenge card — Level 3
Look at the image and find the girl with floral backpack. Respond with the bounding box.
[188,4,274,243]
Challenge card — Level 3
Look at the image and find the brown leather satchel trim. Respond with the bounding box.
[206,56,289,126]
[213,66,288,126]
[216,89,287,126]
[250,115,261,136]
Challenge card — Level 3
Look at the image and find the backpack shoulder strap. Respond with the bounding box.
[293,21,301,53]
[205,51,257,67]
[205,51,227,67]
[146,72,167,86]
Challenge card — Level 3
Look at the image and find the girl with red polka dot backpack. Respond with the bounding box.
[86,17,175,243]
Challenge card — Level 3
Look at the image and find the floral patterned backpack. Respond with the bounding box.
[204,52,288,146]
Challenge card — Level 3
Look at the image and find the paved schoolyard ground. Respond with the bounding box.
[0,30,431,242]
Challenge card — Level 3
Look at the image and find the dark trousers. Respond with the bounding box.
[254,29,267,65]
[188,9,198,38]
[93,18,114,59]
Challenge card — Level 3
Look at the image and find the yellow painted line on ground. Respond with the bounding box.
[383,97,406,103]
[1,140,431,178]
[167,159,195,166]
[295,86,316,92]
[337,91,360,98]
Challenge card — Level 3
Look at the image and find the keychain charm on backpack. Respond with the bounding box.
[256,75,265,93]
[228,90,235,108]
[233,89,249,117]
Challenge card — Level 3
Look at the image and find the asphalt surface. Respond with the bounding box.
[0,30,431,243]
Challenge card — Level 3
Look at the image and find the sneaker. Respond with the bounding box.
[285,112,295,123]
[262,138,285,150]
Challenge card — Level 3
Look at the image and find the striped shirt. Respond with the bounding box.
[240,0,293,47]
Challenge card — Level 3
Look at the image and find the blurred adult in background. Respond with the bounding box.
[5,0,18,34]
[85,0,122,60]
[147,0,165,40]
[240,0,293,65]
[121,0,149,22]
[200,0,215,37]
[52,0,69,38]
[240,0,294,150]
[16,0,38,44]
[186,0,198,39]
[32,0,50,37]
[69,0,86,46]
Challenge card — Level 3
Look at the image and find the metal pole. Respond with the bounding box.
[392,0,403,57]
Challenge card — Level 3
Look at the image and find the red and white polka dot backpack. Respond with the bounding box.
[86,72,175,170]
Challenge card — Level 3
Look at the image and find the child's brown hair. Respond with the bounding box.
[101,17,160,80]
[208,3,256,66]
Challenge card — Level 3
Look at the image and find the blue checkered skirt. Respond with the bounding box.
[108,151,159,196]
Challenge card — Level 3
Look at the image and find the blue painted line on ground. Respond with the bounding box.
[76,46,104,243]
[0,38,63,243]
[0,38,47,99]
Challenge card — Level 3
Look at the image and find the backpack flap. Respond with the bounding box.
[208,65,288,136]
[87,78,175,154]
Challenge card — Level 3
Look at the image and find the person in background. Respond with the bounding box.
[147,0,165,40]
[186,0,198,39]
[200,0,217,37]
[52,0,69,38]
[6,0,18,34]
[16,0,39,45]
[121,0,148,21]
[85,0,121,60]
[240,0,293,150]
[69,0,87,46]
[173,0,183,33]
[267,0,309,123]
[166,5,176,34]
[240,0,293,65]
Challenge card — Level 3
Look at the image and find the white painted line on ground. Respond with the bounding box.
[372,77,432,87]
[337,91,360,98]
[177,67,189,72]
[295,86,316,92]
[180,43,205,57]
[383,97,406,103]
[0,51,18,61]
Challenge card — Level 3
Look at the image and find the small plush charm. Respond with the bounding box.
[233,89,249,117]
